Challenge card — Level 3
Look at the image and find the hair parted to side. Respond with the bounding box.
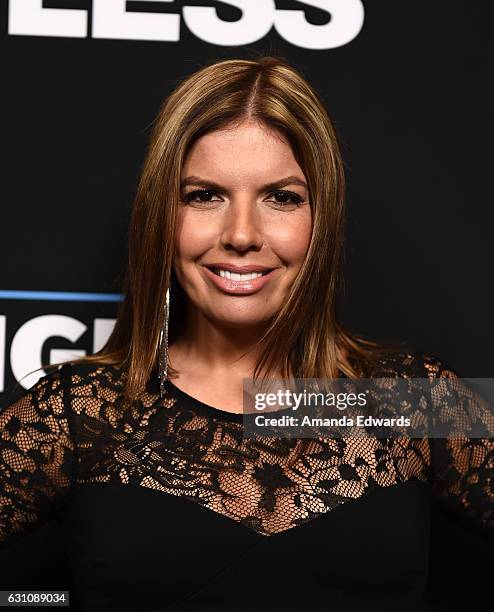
[35,53,408,407]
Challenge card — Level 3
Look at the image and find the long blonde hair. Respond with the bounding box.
[35,54,407,404]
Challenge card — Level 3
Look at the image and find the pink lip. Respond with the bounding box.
[202,265,277,295]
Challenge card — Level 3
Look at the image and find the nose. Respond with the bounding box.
[219,194,263,253]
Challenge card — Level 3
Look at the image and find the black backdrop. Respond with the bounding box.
[0,2,491,610]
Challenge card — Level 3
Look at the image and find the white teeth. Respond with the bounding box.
[216,269,264,280]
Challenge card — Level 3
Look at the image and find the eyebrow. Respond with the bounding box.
[180,175,308,192]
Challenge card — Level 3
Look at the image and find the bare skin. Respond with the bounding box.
[168,119,312,413]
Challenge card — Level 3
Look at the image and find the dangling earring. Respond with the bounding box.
[158,287,170,399]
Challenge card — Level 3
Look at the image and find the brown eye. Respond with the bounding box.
[183,189,222,204]
[267,190,304,208]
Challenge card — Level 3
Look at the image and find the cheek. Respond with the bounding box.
[175,211,216,262]
[264,211,312,266]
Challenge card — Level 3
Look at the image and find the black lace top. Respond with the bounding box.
[0,351,493,611]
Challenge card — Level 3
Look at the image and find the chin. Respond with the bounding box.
[207,309,275,329]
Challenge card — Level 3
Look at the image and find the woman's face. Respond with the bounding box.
[174,120,312,330]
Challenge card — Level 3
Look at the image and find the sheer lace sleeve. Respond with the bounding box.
[424,355,494,542]
[0,365,75,549]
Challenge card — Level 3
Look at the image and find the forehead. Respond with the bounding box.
[182,123,303,184]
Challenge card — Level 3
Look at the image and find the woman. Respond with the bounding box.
[0,56,492,611]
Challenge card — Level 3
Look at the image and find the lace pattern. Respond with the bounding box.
[0,351,493,543]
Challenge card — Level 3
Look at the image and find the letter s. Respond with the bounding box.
[183,0,276,46]
[274,0,365,50]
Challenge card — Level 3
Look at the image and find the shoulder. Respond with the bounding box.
[368,348,460,379]
[1,362,129,435]
[55,360,127,398]
[9,361,126,406]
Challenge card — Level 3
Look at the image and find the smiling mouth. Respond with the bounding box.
[207,267,273,281]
